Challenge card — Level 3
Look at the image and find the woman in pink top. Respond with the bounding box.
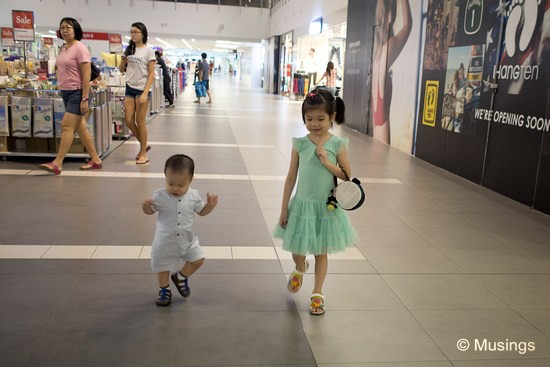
[39,17,102,175]
[316,62,337,96]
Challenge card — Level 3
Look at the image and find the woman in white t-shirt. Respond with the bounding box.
[119,22,155,164]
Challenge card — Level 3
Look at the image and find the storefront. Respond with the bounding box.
[294,22,347,99]
[278,31,293,97]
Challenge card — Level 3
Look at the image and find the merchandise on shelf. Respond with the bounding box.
[11,96,32,137]
[33,97,54,138]
[0,95,8,136]
[53,98,65,138]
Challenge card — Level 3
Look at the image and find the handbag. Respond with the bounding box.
[327,167,365,211]
[194,80,206,98]
[90,62,101,81]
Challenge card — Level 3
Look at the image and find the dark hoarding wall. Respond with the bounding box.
[344,0,375,134]
[483,0,550,206]
[415,0,550,213]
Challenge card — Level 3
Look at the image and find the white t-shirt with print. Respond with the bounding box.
[125,45,155,91]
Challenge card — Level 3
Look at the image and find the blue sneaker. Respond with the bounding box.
[156,287,172,306]
[171,272,191,297]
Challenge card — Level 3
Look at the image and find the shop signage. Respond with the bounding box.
[12,10,35,42]
[109,33,122,53]
[1,27,15,47]
[43,37,54,46]
[82,32,109,41]
[422,81,439,127]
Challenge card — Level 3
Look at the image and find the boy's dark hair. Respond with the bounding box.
[59,17,83,41]
[124,22,148,57]
[302,87,345,124]
[155,50,162,58]
[201,52,207,59]
[164,154,195,176]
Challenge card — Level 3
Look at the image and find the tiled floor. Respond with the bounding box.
[1,76,550,367]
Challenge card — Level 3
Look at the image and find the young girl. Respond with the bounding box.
[142,154,218,306]
[119,22,155,164]
[273,88,358,315]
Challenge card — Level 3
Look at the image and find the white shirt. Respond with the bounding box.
[125,46,155,91]
[150,188,206,249]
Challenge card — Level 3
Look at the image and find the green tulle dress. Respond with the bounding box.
[273,135,359,255]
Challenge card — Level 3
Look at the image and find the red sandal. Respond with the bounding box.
[136,145,151,160]
[39,162,62,175]
[80,161,102,170]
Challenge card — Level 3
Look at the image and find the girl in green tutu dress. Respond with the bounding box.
[273,88,358,315]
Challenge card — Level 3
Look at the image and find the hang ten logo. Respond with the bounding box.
[505,0,539,58]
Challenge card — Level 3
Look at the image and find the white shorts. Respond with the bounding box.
[151,239,205,273]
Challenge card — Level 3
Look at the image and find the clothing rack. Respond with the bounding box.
[291,72,315,100]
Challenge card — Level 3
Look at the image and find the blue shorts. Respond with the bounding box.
[203,80,209,91]
[125,84,151,99]
[60,89,89,116]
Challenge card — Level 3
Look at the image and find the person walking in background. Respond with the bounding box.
[315,61,337,96]
[155,50,174,107]
[194,52,212,104]
[273,88,358,315]
[39,17,102,175]
[119,22,155,165]
[142,154,218,306]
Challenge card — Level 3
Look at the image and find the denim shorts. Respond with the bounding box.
[60,89,88,116]
[203,80,209,91]
[125,84,151,99]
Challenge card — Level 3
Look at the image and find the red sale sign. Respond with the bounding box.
[43,37,54,46]
[109,33,122,53]
[12,10,35,42]
[1,27,15,47]
[82,32,109,41]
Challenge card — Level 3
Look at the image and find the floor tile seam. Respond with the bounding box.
[470,273,550,322]
[449,209,550,242]
[124,140,275,148]
[436,244,550,273]
[391,220,507,273]
[272,244,318,365]
[0,169,403,184]
[396,303,456,364]
[508,308,550,340]
[450,356,550,367]
[375,272,550,275]
[0,245,368,261]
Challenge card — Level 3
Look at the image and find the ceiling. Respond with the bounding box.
[34,27,263,58]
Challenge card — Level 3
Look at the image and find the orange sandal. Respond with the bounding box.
[287,260,309,293]
[310,293,325,315]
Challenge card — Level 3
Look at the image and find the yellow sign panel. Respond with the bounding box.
[423,81,439,127]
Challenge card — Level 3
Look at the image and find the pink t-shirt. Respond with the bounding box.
[56,41,90,90]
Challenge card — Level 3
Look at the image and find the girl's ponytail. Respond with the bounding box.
[334,96,346,125]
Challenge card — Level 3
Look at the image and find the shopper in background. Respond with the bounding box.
[155,50,174,107]
[119,22,155,164]
[273,88,358,315]
[194,52,212,104]
[142,154,218,306]
[315,61,337,96]
[39,17,102,175]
